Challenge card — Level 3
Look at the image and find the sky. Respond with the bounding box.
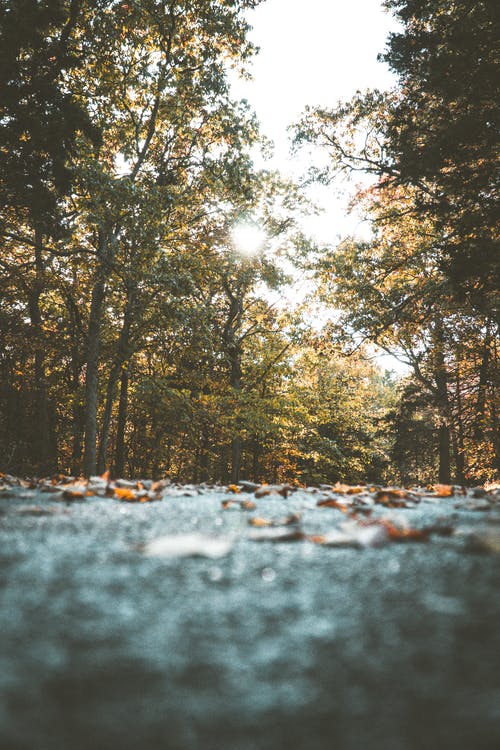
[230,0,407,373]
[230,0,400,242]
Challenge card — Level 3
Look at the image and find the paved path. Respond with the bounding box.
[1,484,499,749]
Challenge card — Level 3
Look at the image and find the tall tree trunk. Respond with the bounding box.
[113,366,129,478]
[96,295,133,474]
[27,226,54,474]
[453,371,467,484]
[474,326,492,441]
[433,320,451,484]
[223,288,244,484]
[83,230,112,476]
[230,346,242,483]
[65,286,85,476]
[251,438,261,482]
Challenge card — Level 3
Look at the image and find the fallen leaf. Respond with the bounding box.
[241,499,257,510]
[222,499,256,511]
[373,488,412,507]
[141,533,233,559]
[311,523,389,548]
[248,528,305,542]
[376,519,429,542]
[317,498,349,511]
[17,505,62,516]
[254,483,294,498]
[238,480,261,493]
[433,484,454,497]
[61,484,88,500]
[114,487,137,501]
[248,513,301,528]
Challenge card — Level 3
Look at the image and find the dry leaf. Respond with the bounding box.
[248,512,301,528]
[376,519,429,542]
[114,487,137,501]
[311,523,389,548]
[433,484,454,497]
[61,484,88,500]
[222,499,256,511]
[373,489,412,507]
[248,528,305,542]
[141,533,233,559]
[317,498,349,511]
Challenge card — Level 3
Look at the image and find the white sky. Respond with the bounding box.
[231,0,399,242]
[230,0,408,373]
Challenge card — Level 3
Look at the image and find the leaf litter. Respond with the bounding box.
[1,475,499,554]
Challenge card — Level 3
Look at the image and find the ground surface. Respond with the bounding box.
[1,481,499,750]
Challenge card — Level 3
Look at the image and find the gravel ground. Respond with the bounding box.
[1,483,499,750]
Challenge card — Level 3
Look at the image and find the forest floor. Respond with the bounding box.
[1,476,499,750]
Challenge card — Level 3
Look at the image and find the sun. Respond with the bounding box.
[231,221,266,257]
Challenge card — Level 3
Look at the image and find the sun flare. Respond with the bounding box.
[231,222,266,257]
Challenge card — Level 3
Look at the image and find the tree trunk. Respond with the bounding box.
[453,371,467,484]
[251,438,261,483]
[437,423,451,484]
[27,226,55,474]
[229,348,243,484]
[113,366,129,478]
[97,293,134,474]
[223,289,244,485]
[433,320,451,484]
[474,327,492,441]
[83,230,112,476]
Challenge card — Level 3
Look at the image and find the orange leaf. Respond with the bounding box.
[379,520,428,542]
[240,500,256,510]
[249,517,272,527]
[317,499,348,511]
[114,488,137,501]
[433,484,454,497]
[227,484,241,494]
[374,489,410,507]
[62,488,86,500]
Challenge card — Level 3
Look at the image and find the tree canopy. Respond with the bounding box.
[1,0,498,485]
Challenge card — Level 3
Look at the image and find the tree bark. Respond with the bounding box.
[474,326,492,441]
[83,230,111,476]
[113,366,129,478]
[97,294,133,474]
[452,371,467,484]
[222,288,244,484]
[27,226,55,474]
[433,323,452,484]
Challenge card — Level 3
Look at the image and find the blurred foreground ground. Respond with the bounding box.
[1,481,499,750]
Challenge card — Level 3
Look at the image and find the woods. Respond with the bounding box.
[0,0,498,484]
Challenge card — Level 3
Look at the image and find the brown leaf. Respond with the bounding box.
[240,499,257,510]
[62,487,87,500]
[114,487,137,501]
[373,488,411,507]
[222,499,256,511]
[248,528,305,542]
[433,484,454,497]
[377,519,429,542]
[248,513,302,528]
[317,498,349,511]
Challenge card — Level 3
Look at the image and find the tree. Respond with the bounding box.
[313,181,499,483]
[381,0,499,310]
[0,0,100,472]
[294,0,499,319]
